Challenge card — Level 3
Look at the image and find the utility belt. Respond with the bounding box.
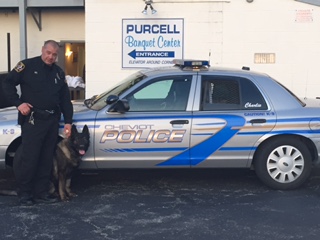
[32,107,60,120]
[18,107,61,125]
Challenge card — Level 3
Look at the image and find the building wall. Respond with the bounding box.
[86,0,320,99]
[0,9,85,72]
[1,1,320,100]
[223,0,320,98]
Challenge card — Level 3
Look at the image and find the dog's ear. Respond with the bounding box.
[71,124,78,136]
[83,125,90,139]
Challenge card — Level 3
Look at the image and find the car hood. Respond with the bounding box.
[72,100,89,112]
[0,107,18,122]
[0,101,89,121]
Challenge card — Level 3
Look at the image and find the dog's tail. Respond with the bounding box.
[0,190,17,196]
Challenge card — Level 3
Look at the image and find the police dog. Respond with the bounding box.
[50,124,90,201]
[0,125,89,199]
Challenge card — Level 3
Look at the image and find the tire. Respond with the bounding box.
[254,138,312,190]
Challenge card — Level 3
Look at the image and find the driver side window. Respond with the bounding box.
[126,76,192,112]
[134,80,172,99]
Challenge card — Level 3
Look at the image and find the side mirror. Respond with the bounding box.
[84,95,98,108]
[109,99,130,113]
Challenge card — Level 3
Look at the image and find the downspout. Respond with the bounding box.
[19,0,27,60]
[7,33,11,72]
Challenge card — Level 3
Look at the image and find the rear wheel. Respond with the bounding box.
[254,138,312,190]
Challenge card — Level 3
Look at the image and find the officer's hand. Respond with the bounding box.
[17,103,33,115]
[64,124,72,138]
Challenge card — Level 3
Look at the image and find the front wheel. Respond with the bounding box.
[254,138,312,190]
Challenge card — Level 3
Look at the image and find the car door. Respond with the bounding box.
[189,74,276,168]
[94,74,196,168]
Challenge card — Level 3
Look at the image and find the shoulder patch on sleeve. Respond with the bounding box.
[14,62,25,72]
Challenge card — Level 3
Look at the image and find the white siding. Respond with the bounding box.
[0,9,84,70]
[86,0,320,98]
[223,0,320,98]
[1,0,320,99]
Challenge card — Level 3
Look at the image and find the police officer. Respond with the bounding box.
[3,40,73,205]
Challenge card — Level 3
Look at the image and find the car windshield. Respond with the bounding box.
[86,71,146,111]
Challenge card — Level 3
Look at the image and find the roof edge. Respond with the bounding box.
[0,0,84,8]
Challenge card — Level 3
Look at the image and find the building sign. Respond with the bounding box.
[295,9,313,23]
[122,18,184,68]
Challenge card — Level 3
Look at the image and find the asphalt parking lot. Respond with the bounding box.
[1,167,320,240]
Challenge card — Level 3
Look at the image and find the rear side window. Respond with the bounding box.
[240,77,268,110]
[200,76,267,111]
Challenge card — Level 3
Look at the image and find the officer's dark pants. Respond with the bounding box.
[14,116,59,199]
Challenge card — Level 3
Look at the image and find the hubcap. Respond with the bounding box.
[266,145,304,183]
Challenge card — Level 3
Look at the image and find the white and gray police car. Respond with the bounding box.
[1,59,320,190]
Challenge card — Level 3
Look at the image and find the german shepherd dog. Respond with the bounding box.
[0,125,90,199]
[50,124,90,201]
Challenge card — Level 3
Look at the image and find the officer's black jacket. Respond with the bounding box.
[3,56,73,124]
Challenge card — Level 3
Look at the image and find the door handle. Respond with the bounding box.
[170,120,189,125]
[250,119,266,124]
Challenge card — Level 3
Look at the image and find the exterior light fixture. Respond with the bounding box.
[142,0,157,15]
[150,4,157,14]
[142,5,148,15]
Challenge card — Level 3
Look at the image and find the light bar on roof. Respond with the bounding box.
[173,59,210,67]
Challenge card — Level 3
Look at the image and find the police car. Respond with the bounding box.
[1,59,320,190]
